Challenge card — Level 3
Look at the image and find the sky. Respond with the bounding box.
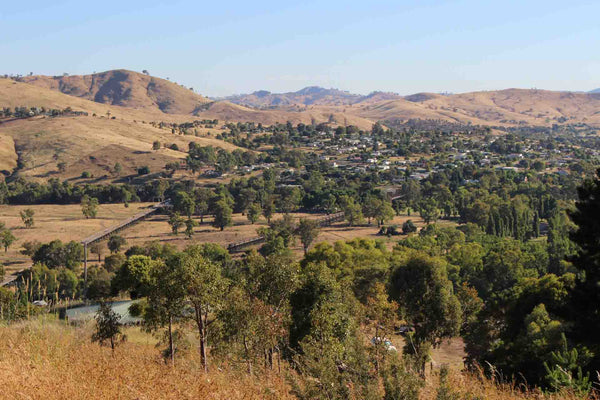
[1,0,599,97]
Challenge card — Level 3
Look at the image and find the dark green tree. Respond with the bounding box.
[92,302,123,350]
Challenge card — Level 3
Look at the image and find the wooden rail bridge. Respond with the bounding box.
[1,201,170,288]
[227,211,345,253]
[80,200,170,284]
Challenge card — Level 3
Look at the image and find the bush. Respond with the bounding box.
[103,253,126,273]
[137,166,150,175]
[81,171,92,178]
[386,225,400,236]
[402,220,417,234]
[87,267,113,300]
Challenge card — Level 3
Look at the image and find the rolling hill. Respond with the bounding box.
[20,69,211,115]
[11,72,376,129]
[3,70,600,182]
[353,88,600,126]
[0,78,247,180]
[223,85,600,127]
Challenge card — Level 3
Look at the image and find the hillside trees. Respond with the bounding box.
[193,188,211,223]
[246,202,262,224]
[173,191,195,218]
[20,209,35,228]
[81,195,99,219]
[389,252,462,374]
[92,302,123,351]
[32,240,83,270]
[211,199,233,231]
[288,262,375,398]
[340,195,364,227]
[184,218,196,239]
[362,195,395,227]
[1,230,16,253]
[143,258,187,365]
[90,242,104,262]
[112,255,158,298]
[168,212,185,235]
[568,168,600,372]
[107,235,126,254]
[177,247,228,372]
[261,196,276,224]
[296,218,320,255]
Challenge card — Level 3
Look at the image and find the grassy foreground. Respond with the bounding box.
[0,318,591,400]
[0,318,292,399]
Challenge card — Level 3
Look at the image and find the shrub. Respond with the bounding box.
[103,253,126,273]
[402,220,417,234]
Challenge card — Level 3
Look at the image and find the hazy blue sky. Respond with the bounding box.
[1,0,598,96]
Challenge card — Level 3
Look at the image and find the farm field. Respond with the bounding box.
[1,199,457,276]
[0,203,155,275]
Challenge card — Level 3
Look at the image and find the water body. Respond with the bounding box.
[65,300,141,324]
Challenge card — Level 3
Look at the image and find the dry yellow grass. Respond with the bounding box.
[0,318,293,400]
[0,133,17,174]
[421,368,593,400]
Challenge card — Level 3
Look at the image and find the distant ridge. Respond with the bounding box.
[222,86,363,107]
[6,70,600,127]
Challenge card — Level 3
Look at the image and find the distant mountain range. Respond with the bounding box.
[220,87,404,107]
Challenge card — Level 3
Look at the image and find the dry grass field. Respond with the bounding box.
[0,318,587,400]
[118,211,448,261]
[0,133,17,174]
[0,203,155,275]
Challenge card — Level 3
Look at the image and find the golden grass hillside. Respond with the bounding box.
[0,78,189,123]
[21,69,211,115]
[0,76,377,178]
[0,113,245,180]
[0,133,17,174]
[199,101,376,130]
[0,319,590,400]
[355,88,600,126]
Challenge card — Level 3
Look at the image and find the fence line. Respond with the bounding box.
[227,211,345,253]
